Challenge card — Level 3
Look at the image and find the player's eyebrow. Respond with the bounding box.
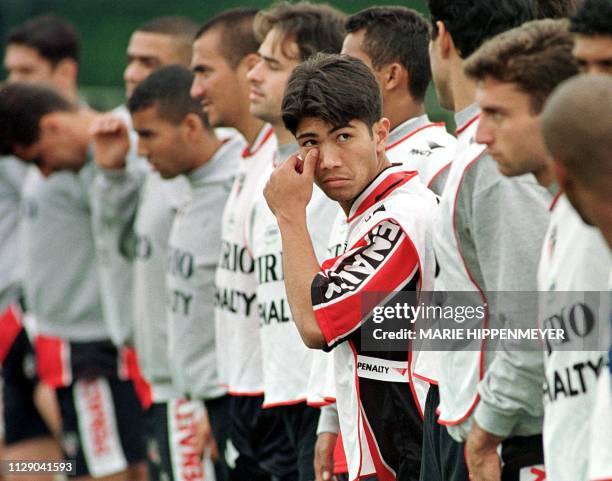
[296,131,318,140]
[259,53,281,68]
[328,123,353,134]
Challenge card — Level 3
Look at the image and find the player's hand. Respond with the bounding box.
[264,148,318,223]
[466,423,503,481]
[193,409,219,462]
[314,431,338,481]
[91,114,131,170]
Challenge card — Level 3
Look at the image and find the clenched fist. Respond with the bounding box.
[91,114,131,170]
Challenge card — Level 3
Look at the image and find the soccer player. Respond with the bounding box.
[460,19,579,481]
[190,9,292,480]
[265,52,439,481]
[313,8,459,479]
[541,74,612,481]
[1,15,81,478]
[423,1,549,480]
[342,6,456,195]
[91,16,200,353]
[245,4,345,480]
[569,0,612,75]
[125,64,240,481]
[94,16,241,480]
[0,83,147,481]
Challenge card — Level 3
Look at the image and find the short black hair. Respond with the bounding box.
[136,16,199,65]
[282,53,381,136]
[128,64,208,127]
[427,0,537,58]
[195,8,260,68]
[0,83,74,155]
[345,6,431,101]
[6,14,80,65]
[535,0,582,19]
[570,0,612,35]
[254,2,346,62]
[137,16,199,38]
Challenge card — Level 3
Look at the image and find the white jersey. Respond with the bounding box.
[248,143,338,407]
[307,115,456,408]
[430,104,550,439]
[312,166,438,480]
[538,195,611,481]
[166,136,242,399]
[385,115,456,195]
[214,124,276,394]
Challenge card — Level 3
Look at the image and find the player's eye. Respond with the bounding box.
[301,139,317,148]
[337,133,351,142]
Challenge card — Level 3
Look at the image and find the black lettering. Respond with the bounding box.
[168,290,193,316]
[568,303,595,338]
[219,241,254,274]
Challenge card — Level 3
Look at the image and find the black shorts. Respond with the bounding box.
[2,328,51,445]
[275,403,320,481]
[56,377,146,477]
[419,385,469,481]
[500,434,544,481]
[145,398,215,481]
[205,394,233,481]
[229,395,297,480]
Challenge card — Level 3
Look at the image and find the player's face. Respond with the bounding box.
[191,30,249,128]
[13,114,87,177]
[124,32,184,98]
[247,29,300,125]
[475,78,549,180]
[295,117,389,212]
[573,35,612,75]
[4,44,54,84]
[132,105,189,179]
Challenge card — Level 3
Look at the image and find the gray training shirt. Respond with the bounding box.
[166,136,242,399]
[21,160,108,341]
[0,157,27,311]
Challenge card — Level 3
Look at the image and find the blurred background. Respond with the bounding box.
[0,0,453,126]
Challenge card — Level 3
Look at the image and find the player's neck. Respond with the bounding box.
[450,64,477,113]
[385,96,425,132]
[192,134,223,171]
[237,117,267,148]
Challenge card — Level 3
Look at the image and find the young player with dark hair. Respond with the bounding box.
[124,64,241,481]
[265,52,438,481]
[422,1,549,480]
[461,19,580,481]
[1,16,82,479]
[191,8,295,480]
[569,0,612,74]
[0,83,147,481]
[245,3,346,480]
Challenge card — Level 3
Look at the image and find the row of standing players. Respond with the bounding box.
[0,1,611,481]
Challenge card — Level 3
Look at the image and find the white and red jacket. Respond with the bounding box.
[312,165,437,481]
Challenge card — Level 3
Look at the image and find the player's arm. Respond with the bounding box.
[265,149,326,348]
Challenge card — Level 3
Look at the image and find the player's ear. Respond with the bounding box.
[382,62,405,92]
[373,118,390,154]
[182,112,203,138]
[39,112,63,135]
[435,21,454,59]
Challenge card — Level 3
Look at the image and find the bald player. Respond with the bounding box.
[570,0,612,75]
[541,73,612,481]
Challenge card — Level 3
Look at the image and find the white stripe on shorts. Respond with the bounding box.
[167,398,216,481]
[74,378,127,477]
